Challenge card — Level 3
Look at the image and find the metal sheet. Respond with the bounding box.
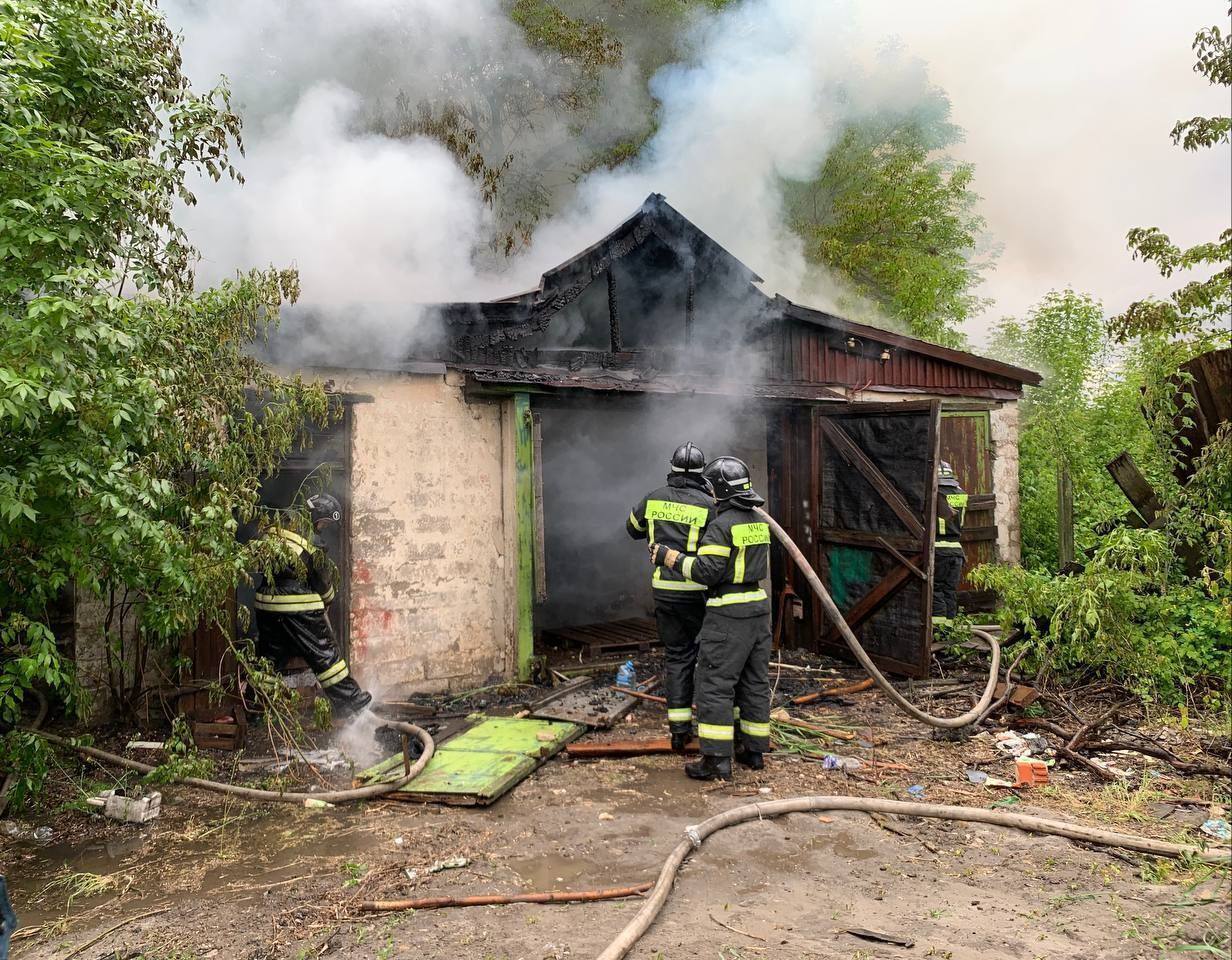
[531,681,637,729]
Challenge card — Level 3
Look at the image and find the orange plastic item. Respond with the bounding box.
[1014,758,1050,787]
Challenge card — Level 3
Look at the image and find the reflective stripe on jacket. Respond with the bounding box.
[936,490,968,554]
[678,503,771,615]
[255,527,337,613]
[628,476,713,594]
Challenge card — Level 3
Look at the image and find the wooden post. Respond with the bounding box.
[1057,461,1074,568]
[607,267,623,352]
[531,413,547,603]
[514,393,535,681]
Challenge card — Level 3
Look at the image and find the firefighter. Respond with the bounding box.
[932,461,968,628]
[649,456,771,781]
[255,493,372,717]
[627,442,714,753]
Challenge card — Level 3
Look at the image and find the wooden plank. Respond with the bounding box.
[960,525,997,542]
[514,393,535,681]
[817,418,925,539]
[532,413,547,602]
[819,556,922,646]
[820,528,922,552]
[1105,451,1161,522]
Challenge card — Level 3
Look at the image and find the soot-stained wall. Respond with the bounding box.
[535,395,768,631]
[331,369,514,696]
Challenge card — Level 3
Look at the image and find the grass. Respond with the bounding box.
[38,869,133,907]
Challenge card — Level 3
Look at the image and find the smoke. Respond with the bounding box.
[167,0,953,359]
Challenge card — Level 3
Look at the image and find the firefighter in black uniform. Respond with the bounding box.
[255,493,372,716]
[650,456,771,781]
[932,461,968,628]
[627,443,714,752]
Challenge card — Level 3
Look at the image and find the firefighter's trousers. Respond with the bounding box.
[694,608,771,757]
[653,595,706,733]
[931,552,965,622]
[256,609,371,714]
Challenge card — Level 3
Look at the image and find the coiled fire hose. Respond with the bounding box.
[753,506,1001,728]
[31,721,434,805]
[594,795,1230,960]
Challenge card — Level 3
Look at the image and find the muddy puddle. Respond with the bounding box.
[2,805,389,927]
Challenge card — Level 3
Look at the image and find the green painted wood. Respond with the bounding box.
[514,392,535,681]
[356,716,582,805]
[443,716,576,755]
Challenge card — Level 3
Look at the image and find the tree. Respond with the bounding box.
[1112,16,1230,343]
[0,0,327,727]
[785,91,989,347]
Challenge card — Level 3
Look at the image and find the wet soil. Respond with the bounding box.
[3,667,1229,960]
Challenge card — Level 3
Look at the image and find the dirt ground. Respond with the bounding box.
[3,666,1230,960]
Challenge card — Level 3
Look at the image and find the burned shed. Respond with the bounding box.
[305,194,1039,696]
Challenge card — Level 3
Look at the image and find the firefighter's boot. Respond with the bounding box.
[734,746,764,770]
[685,755,732,781]
[669,724,692,754]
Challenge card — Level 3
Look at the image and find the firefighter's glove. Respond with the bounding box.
[649,543,682,570]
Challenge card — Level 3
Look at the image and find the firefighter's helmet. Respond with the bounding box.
[670,441,706,474]
[703,456,764,506]
[306,492,342,526]
[938,461,961,490]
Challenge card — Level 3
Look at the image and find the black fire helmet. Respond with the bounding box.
[702,456,765,507]
[938,460,962,490]
[670,441,706,474]
[306,492,343,526]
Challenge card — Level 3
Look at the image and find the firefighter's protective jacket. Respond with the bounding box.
[255,527,337,613]
[936,486,968,556]
[627,475,713,597]
[677,501,771,617]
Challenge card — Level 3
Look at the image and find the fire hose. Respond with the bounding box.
[594,795,1230,960]
[753,506,1001,728]
[31,722,433,805]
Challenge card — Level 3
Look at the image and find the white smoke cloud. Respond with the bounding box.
[168,0,1231,350]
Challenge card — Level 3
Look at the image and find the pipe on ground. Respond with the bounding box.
[33,721,433,805]
[595,795,1230,960]
[755,506,1001,728]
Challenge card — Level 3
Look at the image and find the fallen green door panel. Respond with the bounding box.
[357,715,582,806]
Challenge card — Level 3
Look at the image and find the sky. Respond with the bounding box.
[167,0,1231,351]
[873,1,1230,342]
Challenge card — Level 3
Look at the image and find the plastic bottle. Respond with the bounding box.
[32,825,53,842]
[615,660,637,689]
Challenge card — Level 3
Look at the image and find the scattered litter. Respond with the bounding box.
[1200,818,1231,841]
[598,812,615,821]
[907,785,926,799]
[1014,759,1050,787]
[984,777,1017,788]
[991,795,1021,808]
[2,821,54,842]
[86,788,162,824]
[125,740,165,751]
[846,928,915,948]
[31,825,53,842]
[817,815,834,823]
[966,769,989,785]
[394,836,406,849]
[757,787,772,795]
[615,660,637,689]
[821,754,862,771]
[302,798,334,810]
[428,856,470,874]
[246,748,350,775]
[404,868,419,882]
[993,732,1028,756]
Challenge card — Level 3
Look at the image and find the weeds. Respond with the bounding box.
[39,869,133,907]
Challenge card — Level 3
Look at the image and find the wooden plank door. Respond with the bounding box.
[813,400,940,678]
[939,409,995,611]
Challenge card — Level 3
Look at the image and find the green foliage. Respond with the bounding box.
[144,716,215,784]
[0,0,329,723]
[785,83,988,346]
[313,693,333,731]
[972,528,1231,704]
[1112,14,1230,342]
[0,729,51,812]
